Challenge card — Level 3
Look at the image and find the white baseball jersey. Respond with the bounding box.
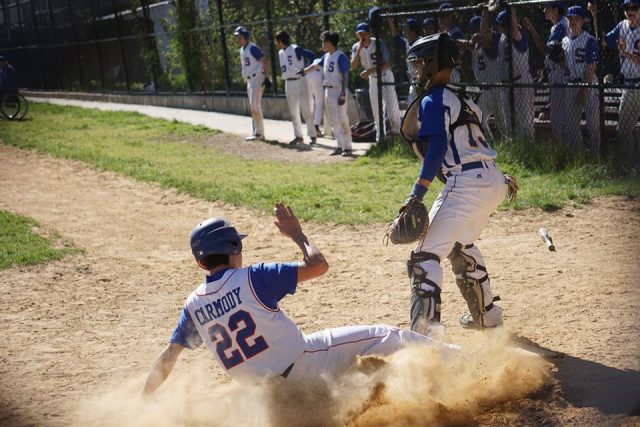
[562,31,598,82]
[472,32,502,83]
[321,49,349,87]
[351,38,391,75]
[499,32,531,81]
[278,44,305,79]
[174,264,304,383]
[240,42,264,79]
[419,85,496,175]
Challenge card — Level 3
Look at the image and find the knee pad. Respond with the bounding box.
[448,243,500,328]
[407,251,442,333]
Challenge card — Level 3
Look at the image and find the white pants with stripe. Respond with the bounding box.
[324,87,352,150]
[414,161,506,318]
[369,70,401,140]
[246,74,265,136]
[285,78,316,139]
[618,87,640,147]
[284,324,458,382]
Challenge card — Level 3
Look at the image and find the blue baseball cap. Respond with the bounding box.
[233,26,249,38]
[439,2,454,13]
[496,10,508,25]
[468,15,482,32]
[624,0,640,6]
[423,17,437,28]
[566,5,586,17]
[406,18,420,32]
[355,22,371,33]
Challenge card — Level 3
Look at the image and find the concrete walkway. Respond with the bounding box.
[29,97,375,156]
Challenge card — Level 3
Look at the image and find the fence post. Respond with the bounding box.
[89,2,106,90]
[44,0,64,89]
[111,0,130,91]
[28,0,46,89]
[372,8,385,144]
[595,0,607,157]
[65,0,85,89]
[506,3,516,137]
[265,0,278,94]
[215,0,231,93]
[322,0,330,31]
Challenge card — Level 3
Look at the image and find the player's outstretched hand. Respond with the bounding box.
[274,202,303,239]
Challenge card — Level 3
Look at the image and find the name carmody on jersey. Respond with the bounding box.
[193,287,243,325]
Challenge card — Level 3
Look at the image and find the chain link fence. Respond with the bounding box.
[1,0,639,151]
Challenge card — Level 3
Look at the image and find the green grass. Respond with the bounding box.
[0,210,79,269]
[1,102,638,224]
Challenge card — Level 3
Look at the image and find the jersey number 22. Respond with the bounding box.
[208,309,269,369]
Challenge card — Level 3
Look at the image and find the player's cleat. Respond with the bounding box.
[246,134,264,141]
[289,137,303,145]
[459,306,503,329]
[310,137,317,145]
[341,149,353,157]
[329,148,343,156]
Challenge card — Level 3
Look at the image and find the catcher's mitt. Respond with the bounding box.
[383,197,429,245]
[547,41,564,64]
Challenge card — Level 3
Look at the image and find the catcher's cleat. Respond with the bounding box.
[289,137,303,145]
[459,305,503,329]
[329,148,343,156]
[246,134,264,141]
[310,137,317,145]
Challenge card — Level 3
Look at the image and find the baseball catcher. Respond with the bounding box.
[386,32,518,332]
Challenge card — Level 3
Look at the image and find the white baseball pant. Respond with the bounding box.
[284,324,459,382]
[324,86,352,150]
[247,74,265,136]
[369,70,402,140]
[618,87,640,147]
[305,71,325,127]
[501,77,535,139]
[549,87,567,142]
[285,78,316,139]
[565,87,600,152]
[477,88,509,138]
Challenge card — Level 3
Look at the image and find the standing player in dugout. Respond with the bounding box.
[387,32,518,332]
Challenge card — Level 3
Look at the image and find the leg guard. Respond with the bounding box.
[407,251,442,333]
[448,243,502,329]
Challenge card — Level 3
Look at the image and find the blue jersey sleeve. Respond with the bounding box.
[249,262,298,309]
[394,35,407,51]
[295,46,316,62]
[338,53,350,73]
[585,37,598,65]
[548,22,567,44]
[605,22,622,50]
[380,40,391,63]
[169,306,203,349]
[417,88,448,182]
[250,45,264,61]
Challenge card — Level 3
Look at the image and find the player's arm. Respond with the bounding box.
[604,23,621,49]
[475,9,494,49]
[142,343,184,396]
[523,16,548,55]
[410,93,448,201]
[273,202,328,283]
[339,53,349,95]
[350,43,362,70]
[510,9,523,43]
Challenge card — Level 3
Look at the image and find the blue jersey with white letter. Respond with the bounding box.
[170,263,304,382]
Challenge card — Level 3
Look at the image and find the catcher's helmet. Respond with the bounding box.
[406,33,460,88]
[190,218,247,261]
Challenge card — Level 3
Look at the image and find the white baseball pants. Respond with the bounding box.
[618,87,640,147]
[369,70,401,140]
[247,74,265,136]
[285,78,316,139]
[305,71,325,127]
[284,324,458,382]
[324,86,352,150]
[564,87,600,152]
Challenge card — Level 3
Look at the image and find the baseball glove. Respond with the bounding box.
[504,174,519,203]
[383,197,429,245]
[547,41,564,64]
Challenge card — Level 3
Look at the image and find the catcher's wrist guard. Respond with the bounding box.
[410,182,428,200]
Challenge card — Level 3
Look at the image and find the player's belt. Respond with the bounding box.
[568,78,583,83]
[444,160,491,178]
[502,74,521,83]
[625,77,640,84]
[322,84,337,87]
[280,363,294,379]
[286,77,301,81]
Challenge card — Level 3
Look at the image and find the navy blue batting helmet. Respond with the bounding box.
[190,218,247,261]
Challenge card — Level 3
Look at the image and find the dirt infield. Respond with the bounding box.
[1,143,639,426]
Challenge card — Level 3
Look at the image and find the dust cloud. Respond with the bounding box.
[75,329,550,427]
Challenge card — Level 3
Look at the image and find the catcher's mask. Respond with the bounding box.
[407,33,461,90]
[190,218,247,261]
